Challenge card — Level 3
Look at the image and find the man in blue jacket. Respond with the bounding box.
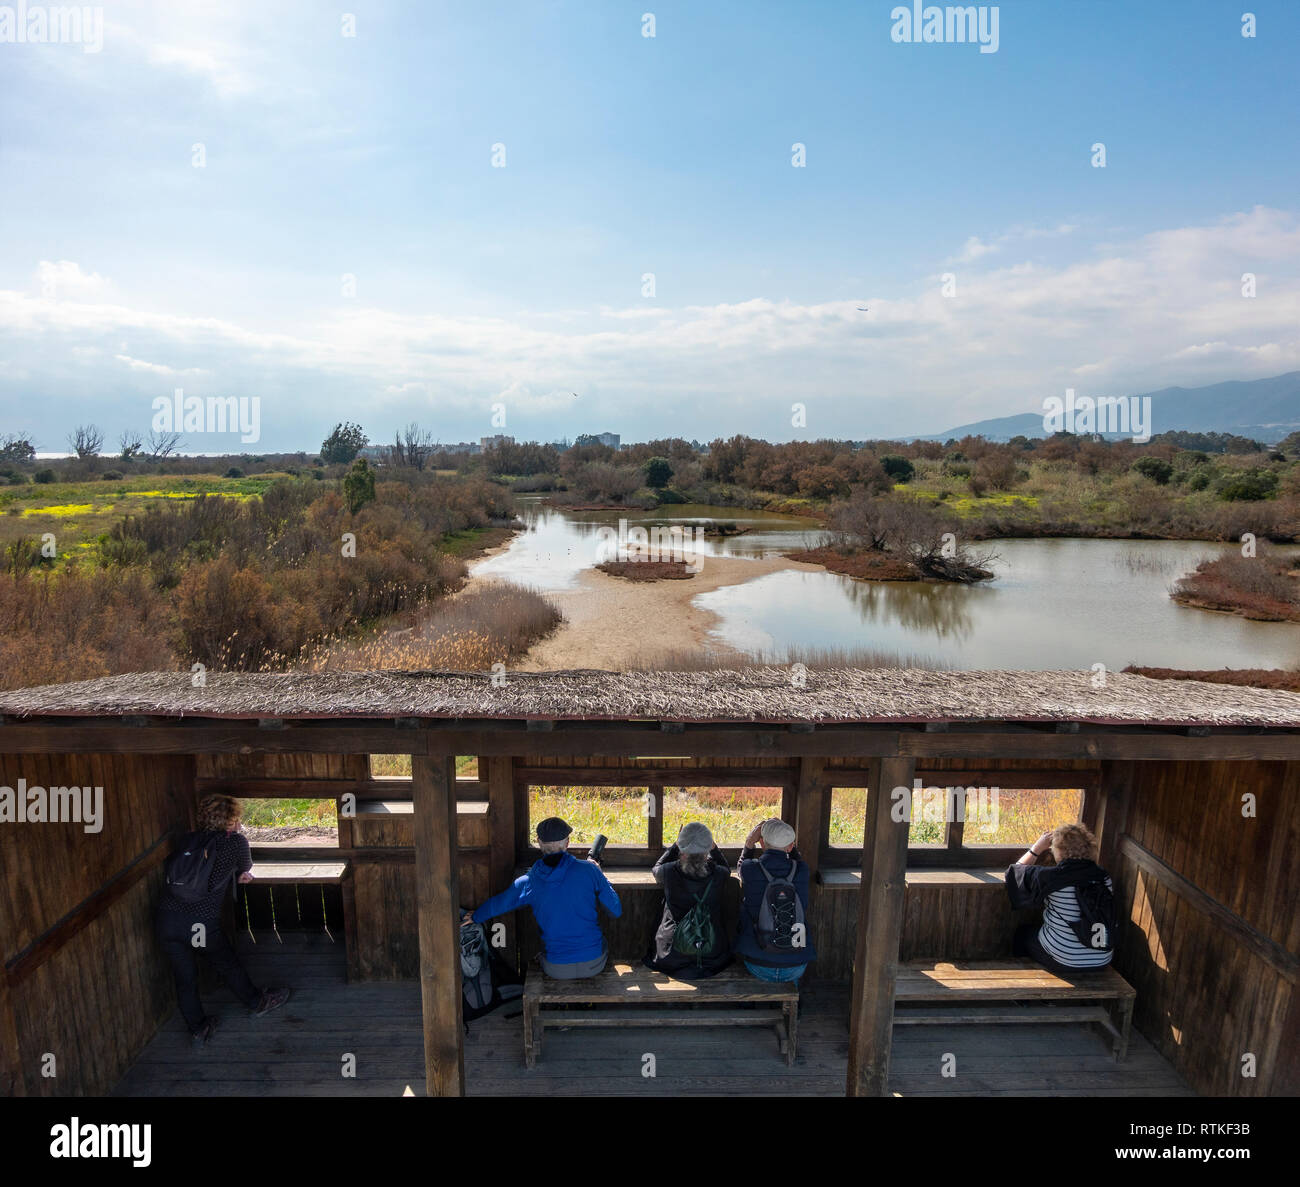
[734,817,816,982]
[465,817,622,978]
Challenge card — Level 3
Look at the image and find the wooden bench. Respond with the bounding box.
[893,960,1136,1060]
[522,963,799,1068]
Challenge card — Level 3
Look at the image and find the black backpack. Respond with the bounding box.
[754,855,805,953]
[459,912,524,1027]
[1070,878,1118,952]
[163,830,227,902]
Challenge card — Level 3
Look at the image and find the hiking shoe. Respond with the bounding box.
[191,1016,219,1046]
[253,987,291,1017]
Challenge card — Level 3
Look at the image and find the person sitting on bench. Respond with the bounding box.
[1005,822,1116,974]
[733,818,816,983]
[643,822,733,979]
[464,816,622,979]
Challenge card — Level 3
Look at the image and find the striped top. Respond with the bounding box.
[1036,876,1114,968]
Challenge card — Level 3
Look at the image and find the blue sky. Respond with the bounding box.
[2,0,1299,453]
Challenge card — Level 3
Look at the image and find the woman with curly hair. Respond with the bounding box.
[1005,822,1116,974]
[155,794,290,1045]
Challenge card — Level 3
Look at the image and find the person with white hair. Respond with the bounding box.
[643,821,733,978]
[463,816,622,979]
[733,817,816,983]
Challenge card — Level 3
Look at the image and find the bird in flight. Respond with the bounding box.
[856,306,869,311]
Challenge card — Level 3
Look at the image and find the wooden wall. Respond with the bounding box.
[1111,759,1299,1097]
[0,752,194,1096]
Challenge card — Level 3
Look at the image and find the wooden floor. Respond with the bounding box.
[114,934,1193,1097]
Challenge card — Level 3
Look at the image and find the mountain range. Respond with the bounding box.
[908,371,1300,445]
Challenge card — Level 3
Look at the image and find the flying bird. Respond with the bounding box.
[856,306,869,311]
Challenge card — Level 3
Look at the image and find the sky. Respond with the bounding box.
[2,0,1299,454]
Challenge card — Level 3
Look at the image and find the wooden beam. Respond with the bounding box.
[0,955,22,1096]
[4,830,173,987]
[4,719,1299,760]
[412,753,465,1097]
[1118,834,1299,982]
[847,756,913,1097]
[794,758,827,882]
[1093,761,1134,878]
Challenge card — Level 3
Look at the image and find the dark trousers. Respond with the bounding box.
[1013,922,1105,977]
[156,911,260,1033]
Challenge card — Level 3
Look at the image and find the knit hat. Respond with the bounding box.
[760,818,796,849]
[676,822,714,854]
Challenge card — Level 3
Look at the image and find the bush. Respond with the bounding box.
[879,455,915,483]
[1217,469,1279,501]
[225,466,244,479]
[34,469,56,484]
[1132,457,1174,485]
[100,470,123,481]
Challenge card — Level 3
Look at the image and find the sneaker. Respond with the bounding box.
[191,1016,219,1046]
[253,987,291,1017]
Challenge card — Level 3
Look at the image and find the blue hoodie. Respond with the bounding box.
[473,853,622,964]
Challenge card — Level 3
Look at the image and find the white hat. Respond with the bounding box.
[760,818,796,848]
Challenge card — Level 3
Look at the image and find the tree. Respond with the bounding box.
[147,429,183,459]
[67,424,104,459]
[0,434,36,464]
[119,430,144,462]
[1132,456,1173,485]
[342,458,376,513]
[643,456,673,489]
[321,421,368,464]
[878,454,915,484]
[391,423,435,471]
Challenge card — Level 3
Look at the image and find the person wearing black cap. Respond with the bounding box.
[462,816,622,978]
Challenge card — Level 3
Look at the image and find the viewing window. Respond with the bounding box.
[964,787,1085,847]
[367,755,478,779]
[238,797,338,848]
[662,785,782,847]
[528,785,649,847]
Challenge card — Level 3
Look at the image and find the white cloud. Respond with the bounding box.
[35,260,109,300]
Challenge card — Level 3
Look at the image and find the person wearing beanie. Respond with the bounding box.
[463,816,622,979]
[734,816,816,983]
[643,821,733,978]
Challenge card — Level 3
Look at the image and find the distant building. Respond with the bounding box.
[357,445,387,462]
[480,435,514,450]
[594,432,620,449]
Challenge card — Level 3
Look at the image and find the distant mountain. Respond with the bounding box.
[908,371,1300,445]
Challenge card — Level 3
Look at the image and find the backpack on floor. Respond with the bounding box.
[459,914,524,1026]
[163,830,225,902]
[754,856,805,953]
[672,881,717,967]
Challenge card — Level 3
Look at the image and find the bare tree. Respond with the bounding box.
[119,429,144,462]
[394,422,435,471]
[147,428,183,459]
[827,491,996,582]
[67,424,104,459]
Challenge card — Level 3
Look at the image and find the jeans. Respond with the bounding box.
[743,959,807,983]
[156,911,261,1033]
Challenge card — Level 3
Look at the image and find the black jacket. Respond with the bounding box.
[643,844,733,978]
[1005,857,1110,909]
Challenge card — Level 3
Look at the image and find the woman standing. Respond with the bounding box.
[156,794,291,1044]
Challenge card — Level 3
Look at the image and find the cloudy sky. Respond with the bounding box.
[3,0,1299,453]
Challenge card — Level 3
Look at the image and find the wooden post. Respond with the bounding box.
[1095,761,1134,880]
[0,970,23,1096]
[794,757,828,886]
[846,756,914,1097]
[413,752,464,1097]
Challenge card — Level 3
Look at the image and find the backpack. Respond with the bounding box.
[163,830,226,903]
[672,880,717,967]
[753,855,805,953]
[1069,877,1118,952]
[459,914,524,1026]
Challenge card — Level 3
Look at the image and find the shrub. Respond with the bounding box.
[225,466,244,478]
[100,469,124,481]
[1132,457,1174,485]
[879,455,915,483]
[1217,469,1279,501]
[34,469,56,484]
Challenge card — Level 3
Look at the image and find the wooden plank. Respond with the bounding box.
[847,756,913,1097]
[795,758,827,883]
[248,861,349,883]
[524,965,797,1004]
[895,962,1135,1001]
[412,752,464,1096]
[1119,834,1299,982]
[3,829,173,987]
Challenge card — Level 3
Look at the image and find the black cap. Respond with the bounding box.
[536,817,572,843]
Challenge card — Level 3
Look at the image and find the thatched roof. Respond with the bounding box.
[0,668,1296,728]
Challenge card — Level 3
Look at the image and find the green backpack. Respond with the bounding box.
[672,878,717,967]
